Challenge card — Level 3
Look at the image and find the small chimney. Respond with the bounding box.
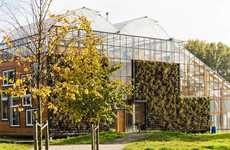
[106,12,109,21]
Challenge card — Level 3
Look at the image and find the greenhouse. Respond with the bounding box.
[75,7,230,132]
[1,7,230,133]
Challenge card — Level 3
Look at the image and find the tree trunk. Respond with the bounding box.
[96,124,99,150]
[34,115,38,150]
[91,124,96,150]
[45,121,49,150]
[38,96,42,150]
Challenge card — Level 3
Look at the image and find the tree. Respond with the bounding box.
[0,1,89,150]
[0,1,130,150]
[185,40,230,81]
[0,1,55,150]
[49,17,130,150]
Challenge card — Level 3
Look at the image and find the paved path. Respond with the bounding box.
[49,144,124,150]
[107,132,146,144]
[45,133,146,150]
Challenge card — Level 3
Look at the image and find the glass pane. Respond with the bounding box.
[12,97,20,106]
[3,70,15,85]
[26,110,32,125]
[3,71,7,85]
[12,111,19,125]
[8,71,15,84]
[2,101,8,119]
[23,95,31,106]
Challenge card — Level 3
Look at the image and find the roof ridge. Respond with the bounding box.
[114,16,158,27]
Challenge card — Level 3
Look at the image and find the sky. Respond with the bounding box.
[0,0,230,45]
[49,0,230,45]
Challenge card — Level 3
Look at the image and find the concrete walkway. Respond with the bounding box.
[106,132,146,144]
[43,132,146,150]
[49,144,124,150]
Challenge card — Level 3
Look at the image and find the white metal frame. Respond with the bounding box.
[1,93,8,121]
[25,109,33,126]
[22,94,32,107]
[10,96,20,127]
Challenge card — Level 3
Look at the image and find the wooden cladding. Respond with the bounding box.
[116,111,125,133]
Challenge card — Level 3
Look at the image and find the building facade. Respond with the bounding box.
[0,7,230,135]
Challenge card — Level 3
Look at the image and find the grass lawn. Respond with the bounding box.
[51,131,127,145]
[2,130,229,150]
[0,143,30,150]
[124,131,230,150]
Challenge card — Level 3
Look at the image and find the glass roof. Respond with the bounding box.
[114,16,170,39]
[63,7,118,33]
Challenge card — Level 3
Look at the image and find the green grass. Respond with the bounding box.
[51,131,127,145]
[124,131,230,150]
[2,130,228,150]
[0,143,30,150]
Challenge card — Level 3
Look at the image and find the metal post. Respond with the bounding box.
[220,82,224,130]
[34,121,37,150]
[132,103,136,132]
[35,122,39,150]
[132,60,136,132]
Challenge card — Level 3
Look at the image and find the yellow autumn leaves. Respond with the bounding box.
[0,13,130,126]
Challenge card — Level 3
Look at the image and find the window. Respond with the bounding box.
[3,69,16,86]
[10,96,20,126]
[26,109,33,126]
[1,93,8,120]
[21,74,33,86]
[22,94,32,106]
[11,96,19,107]
[23,94,32,127]
[2,51,13,60]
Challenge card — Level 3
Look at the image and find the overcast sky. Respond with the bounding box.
[1,0,229,45]
[50,0,230,45]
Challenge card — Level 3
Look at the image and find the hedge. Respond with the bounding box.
[133,60,210,132]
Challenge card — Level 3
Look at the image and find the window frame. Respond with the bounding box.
[22,94,32,107]
[2,69,16,87]
[10,96,20,127]
[25,109,33,127]
[20,73,33,85]
[1,93,8,121]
